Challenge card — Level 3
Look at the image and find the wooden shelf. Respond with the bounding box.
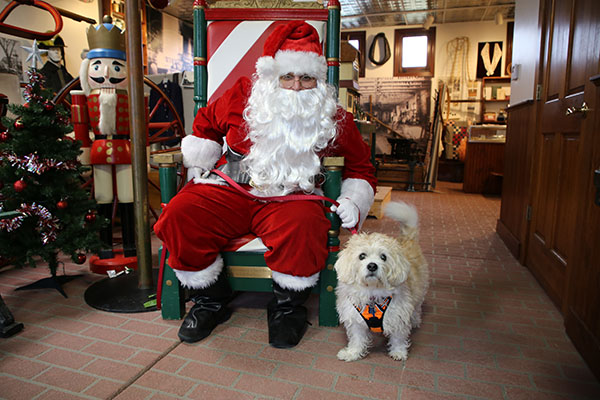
[481,76,510,123]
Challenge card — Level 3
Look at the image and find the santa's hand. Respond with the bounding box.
[332,198,359,228]
[188,167,210,183]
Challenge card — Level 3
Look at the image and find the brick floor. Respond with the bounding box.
[1,182,599,399]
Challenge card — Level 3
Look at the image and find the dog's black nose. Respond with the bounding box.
[367,262,378,272]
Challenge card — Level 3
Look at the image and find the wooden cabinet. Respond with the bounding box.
[463,141,505,194]
[481,76,510,123]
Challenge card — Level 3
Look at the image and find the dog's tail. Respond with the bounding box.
[384,201,419,239]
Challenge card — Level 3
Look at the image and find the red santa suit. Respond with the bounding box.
[154,76,376,290]
[154,20,376,291]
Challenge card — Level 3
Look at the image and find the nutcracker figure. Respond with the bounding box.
[71,16,137,262]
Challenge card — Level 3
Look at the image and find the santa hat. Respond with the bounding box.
[255,21,327,82]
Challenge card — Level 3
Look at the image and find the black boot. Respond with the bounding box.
[267,282,312,349]
[178,270,234,343]
[1,294,24,338]
[97,203,114,259]
[119,203,136,257]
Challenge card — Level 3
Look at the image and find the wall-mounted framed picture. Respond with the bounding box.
[476,41,503,79]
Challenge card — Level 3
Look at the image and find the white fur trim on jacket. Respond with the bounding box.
[338,178,375,229]
[271,271,319,291]
[255,50,327,82]
[181,135,223,171]
[173,255,224,289]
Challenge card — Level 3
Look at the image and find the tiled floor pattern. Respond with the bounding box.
[1,181,599,400]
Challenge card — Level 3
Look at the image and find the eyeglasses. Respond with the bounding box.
[279,73,317,89]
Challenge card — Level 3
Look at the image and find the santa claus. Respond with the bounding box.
[154,21,376,348]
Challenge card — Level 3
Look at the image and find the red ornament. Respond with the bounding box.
[84,211,96,223]
[75,253,86,264]
[57,200,68,209]
[0,131,9,142]
[44,101,55,111]
[13,180,26,192]
[13,120,24,130]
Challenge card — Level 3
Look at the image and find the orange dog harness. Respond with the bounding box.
[354,296,392,333]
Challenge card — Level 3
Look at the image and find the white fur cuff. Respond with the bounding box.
[272,271,319,291]
[256,51,327,81]
[338,178,375,229]
[173,255,224,289]
[181,135,223,171]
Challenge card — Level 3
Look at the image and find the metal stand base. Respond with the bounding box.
[15,274,83,298]
[84,269,157,313]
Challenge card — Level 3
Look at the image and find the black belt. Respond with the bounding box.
[95,134,129,140]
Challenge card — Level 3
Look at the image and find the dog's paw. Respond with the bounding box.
[388,347,408,361]
[337,347,365,362]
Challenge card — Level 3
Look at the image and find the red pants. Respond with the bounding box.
[154,182,330,278]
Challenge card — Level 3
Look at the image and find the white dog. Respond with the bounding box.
[335,201,429,361]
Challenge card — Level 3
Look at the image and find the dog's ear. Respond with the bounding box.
[384,240,410,286]
[334,247,355,285]
[334,238,361,285]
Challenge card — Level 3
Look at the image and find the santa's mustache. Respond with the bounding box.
[90,76,126,85]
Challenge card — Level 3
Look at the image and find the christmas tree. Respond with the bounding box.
[0,41,106,286]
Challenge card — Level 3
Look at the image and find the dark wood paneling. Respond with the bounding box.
[463,142,505,194]
[564,1,600,378]
[497,101,536,263]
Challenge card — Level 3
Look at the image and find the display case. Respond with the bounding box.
[468,124,506,143]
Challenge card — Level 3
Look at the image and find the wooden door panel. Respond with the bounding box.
[553,133,581,256]
[530,0,600,379]
[568,2,596,91]
[528,0,587,310]
[532,133,560,243]
[546,0,570,99]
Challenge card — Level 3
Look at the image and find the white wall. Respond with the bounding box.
[434,21,510,90]
[0,0,100,85]
[347,21,510,82]
[510,0,541,105]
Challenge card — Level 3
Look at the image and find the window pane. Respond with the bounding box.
[402,36,428,68]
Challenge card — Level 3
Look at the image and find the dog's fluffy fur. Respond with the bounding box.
[335,201,429,361]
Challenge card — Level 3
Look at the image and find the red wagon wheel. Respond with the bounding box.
[53,77,187,225]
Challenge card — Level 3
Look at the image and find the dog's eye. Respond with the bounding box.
[359,253,366,260]
[380,253,387,261]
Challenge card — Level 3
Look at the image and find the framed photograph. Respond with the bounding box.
[476,41,503,79]
[0,35,28,82]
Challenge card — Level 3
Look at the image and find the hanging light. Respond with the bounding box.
[495,12,504,25]
[423,15,434,30]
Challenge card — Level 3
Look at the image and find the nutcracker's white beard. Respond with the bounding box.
[79,58,117,136]
[242,78,338,196]
[97,91,117,136]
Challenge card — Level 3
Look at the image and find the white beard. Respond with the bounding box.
[79,58,117,137]
[98,91,117,136]
[242,78,339,196]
